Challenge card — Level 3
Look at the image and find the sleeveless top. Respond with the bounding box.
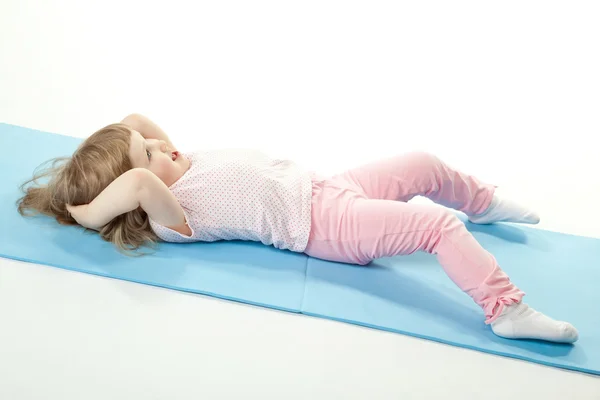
[149,149,313,252]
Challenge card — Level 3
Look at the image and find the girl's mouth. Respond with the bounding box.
[171,151,179,161]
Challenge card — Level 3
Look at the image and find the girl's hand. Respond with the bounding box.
[121,113,178,152]
[66,204,101,231]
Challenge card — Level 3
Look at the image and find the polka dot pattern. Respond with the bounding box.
[149,149,313,252]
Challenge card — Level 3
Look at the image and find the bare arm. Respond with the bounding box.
[120,113,177,151]
[67,168,190,234]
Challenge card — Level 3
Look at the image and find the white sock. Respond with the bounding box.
[468,191,540,225]
[491,302,579,343]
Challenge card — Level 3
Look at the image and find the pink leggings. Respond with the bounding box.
[304,152,524,323]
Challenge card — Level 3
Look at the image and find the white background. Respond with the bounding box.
[1,1,599,398]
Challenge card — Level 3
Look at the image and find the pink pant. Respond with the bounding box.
[304,152,524,323]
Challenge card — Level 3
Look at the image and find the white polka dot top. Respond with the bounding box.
[148,149,313,252]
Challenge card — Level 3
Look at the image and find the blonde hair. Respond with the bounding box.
[17,123,158,254]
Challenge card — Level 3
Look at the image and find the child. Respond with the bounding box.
[18,113,578,344]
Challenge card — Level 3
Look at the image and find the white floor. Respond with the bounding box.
[1,1,599,399]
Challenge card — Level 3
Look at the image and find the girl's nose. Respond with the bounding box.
[159,141,167,152]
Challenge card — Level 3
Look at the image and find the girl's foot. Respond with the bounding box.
[491,302,579,343]
[469,190,540,225]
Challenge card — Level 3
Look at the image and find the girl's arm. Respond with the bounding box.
[67,168,190,235]
[120,113,178,151]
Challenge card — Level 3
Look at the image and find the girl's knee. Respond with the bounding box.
[402,151,442,169]
[432,206,464,231]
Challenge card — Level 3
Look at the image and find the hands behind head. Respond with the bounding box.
[66,204,100,231]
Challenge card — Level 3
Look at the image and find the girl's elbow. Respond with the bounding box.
[121,113,145,129]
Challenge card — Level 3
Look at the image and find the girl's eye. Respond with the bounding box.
[146,150,151,161]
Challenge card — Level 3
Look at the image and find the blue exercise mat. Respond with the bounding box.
[1,122,599,375]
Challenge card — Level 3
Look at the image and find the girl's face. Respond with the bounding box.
[128,129,190,187]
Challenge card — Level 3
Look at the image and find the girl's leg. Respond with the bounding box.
[335,151,540,224]
[305,181,578,343]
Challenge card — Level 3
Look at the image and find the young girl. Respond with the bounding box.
[18,113,578,344]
